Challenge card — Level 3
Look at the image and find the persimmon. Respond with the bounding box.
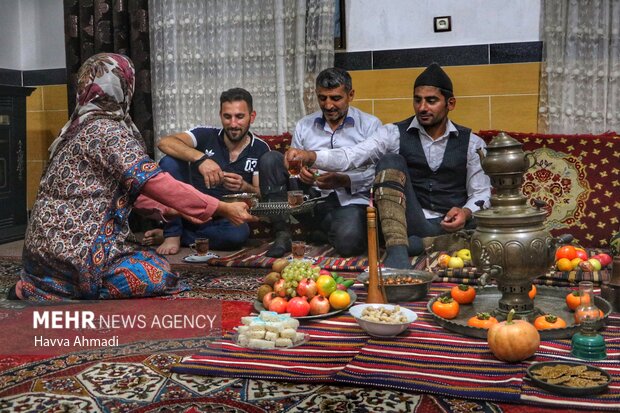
[451,284,476,304]
[528,284,537,299]
[534,314,567,330]
[467,312,498,329]
[565,291,581,310]
[431,296,459,319]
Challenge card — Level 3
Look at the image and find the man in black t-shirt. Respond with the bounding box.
[144,88,270,254]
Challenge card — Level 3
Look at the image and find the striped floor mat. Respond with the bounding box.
[173,284,620,410]
[207,241,422,272]
[427,250,611,287]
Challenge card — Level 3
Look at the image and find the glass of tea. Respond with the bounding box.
[287,190,307,207]
[292,241,306,260]
[189,238,210,256]
[287,159,302,178]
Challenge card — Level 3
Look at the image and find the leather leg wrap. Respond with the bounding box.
[373,169,408,248]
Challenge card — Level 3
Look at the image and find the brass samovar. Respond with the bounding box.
[471,132,568,319]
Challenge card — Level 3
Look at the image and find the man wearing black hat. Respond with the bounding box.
[285,63,491,269]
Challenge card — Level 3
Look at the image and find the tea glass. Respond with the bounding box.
[292,240,307,260]
[190,238,210,256]
[287,190,308,207]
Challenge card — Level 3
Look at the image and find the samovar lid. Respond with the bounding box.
[486,131,522,151]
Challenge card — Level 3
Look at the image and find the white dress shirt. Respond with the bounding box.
[293,106,382,206]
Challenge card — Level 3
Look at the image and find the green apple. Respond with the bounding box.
[456,248,471,261]
[587,258,602,271]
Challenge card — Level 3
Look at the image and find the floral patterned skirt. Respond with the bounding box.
[20,249,188,300]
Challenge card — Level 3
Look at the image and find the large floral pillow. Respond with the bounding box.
[478,131,620,248]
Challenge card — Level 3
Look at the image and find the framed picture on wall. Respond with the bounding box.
[334,0,346,49]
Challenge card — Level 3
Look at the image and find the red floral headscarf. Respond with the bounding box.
[49,53,142,156]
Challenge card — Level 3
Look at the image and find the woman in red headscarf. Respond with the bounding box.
[14,53,255,300]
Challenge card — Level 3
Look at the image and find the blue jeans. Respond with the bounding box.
[258,151,368,257]
[158,156,250,250]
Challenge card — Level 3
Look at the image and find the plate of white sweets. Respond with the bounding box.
[234,311,309,350]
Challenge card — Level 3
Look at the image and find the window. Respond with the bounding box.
[334,0,345,49]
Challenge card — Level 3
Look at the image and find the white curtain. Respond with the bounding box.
[538,0,620,134]
[149,0,334,157]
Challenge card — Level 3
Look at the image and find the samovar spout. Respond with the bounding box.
[478,247,504,286]
[548,233,574,254]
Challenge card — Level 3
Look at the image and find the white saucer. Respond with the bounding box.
[182,253,219,263]
[286,256,317,264]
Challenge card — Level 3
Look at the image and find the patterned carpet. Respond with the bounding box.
[0,260,579,412]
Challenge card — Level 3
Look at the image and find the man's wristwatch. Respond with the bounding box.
[193,154,210,168]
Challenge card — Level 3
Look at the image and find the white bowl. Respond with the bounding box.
[349,304,417,337]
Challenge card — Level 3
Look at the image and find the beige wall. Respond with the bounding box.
[25,85,68,208]
[350,62,541,133]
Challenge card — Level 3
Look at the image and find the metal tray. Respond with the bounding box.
[250,195,329,216]
[526,361,611,396]
[427,285,611,340]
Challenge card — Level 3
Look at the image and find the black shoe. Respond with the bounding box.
[266,232,292,258]
[7,284,19,300]
[305,230,328,245]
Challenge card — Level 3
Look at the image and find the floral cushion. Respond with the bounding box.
[478,131,620,248]
[257,132,292,154]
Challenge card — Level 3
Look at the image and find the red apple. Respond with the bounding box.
[269,297,288,313]
[336,284,347,291]
[309,295,331,315]
[592,253,612,267]
[273,279,287,297]
[574,248,588,261]
[262,292,276,309]
[286,296,310,317]
[297,278,318,299]
[319,269,331,276]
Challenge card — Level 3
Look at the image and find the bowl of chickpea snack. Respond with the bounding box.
[349,304,417,337]
[357,269,435,303]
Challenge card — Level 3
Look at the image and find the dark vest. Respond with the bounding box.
[396,116,470,214]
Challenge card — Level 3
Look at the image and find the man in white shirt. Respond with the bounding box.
[286,63,491,268]
[258,67,382,258]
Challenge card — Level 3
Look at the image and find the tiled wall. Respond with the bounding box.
[349,63,540,133]
[25,85,68,208]
[337,42,542,134]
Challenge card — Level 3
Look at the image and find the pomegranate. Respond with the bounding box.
[309,295,331,315]
[262,292,276,309]
[287,296,310,317]
[273,279,287,297]
[269,297,288,313]
[297,278,318,299]
[319,269,331,276]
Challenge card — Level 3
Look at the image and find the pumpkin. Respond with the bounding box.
[487,309,540,362]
